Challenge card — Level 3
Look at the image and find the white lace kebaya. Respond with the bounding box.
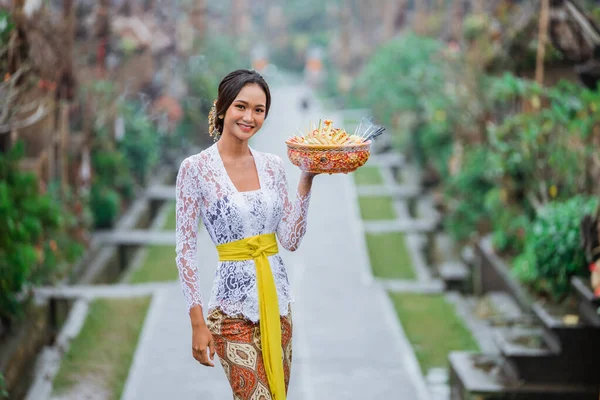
[175,143,311,322]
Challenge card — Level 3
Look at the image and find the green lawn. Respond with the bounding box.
[353,166,384,185]
[366,232,415,279]
[358,196,396,220]
[388,293,479,372]
[53,297,151,399]
[128,246,178,283]
[394,169,403,184]
[162,201,177,231]
[162,201,202,232]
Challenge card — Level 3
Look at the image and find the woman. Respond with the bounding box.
[175,69,317,400]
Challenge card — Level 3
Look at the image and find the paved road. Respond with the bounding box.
[122,84,429,400]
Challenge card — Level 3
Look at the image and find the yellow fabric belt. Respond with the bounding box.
[216,233,285,400]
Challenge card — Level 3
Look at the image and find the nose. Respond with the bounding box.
[243,109,253,122]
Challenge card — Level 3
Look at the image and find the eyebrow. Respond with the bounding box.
[233,99,266,108]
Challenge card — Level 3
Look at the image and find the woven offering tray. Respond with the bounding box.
[285,119,383,174]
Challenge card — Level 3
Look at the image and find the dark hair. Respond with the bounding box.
[214,69,271,134]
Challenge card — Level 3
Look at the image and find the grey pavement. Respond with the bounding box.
[121,85,429,399]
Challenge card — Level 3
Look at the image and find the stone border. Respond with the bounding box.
[445,292,500,354]
[25,300,89,400]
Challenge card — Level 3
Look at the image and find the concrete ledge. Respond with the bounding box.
[405,233,435,281]
[33,282,175,300]
[25,300,89,400]
[95,230,176,246]
[356,184,421,198]
[366,153,405,167]
[377,278,444,293]
[146,185,176,201]
[363,219,437,234]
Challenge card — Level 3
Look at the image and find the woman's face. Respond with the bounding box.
[222,83,267,142]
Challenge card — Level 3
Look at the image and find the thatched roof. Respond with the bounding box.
[465,0,600,83]
[548,0,600,62]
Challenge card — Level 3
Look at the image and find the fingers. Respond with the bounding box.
[194,347,214,367]
[209,338,216,361]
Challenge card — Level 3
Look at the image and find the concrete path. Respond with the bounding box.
[121,85,429,399]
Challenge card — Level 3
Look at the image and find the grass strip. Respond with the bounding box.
[358,196,396,220]
[353,166,384,185]
[388,293,479,372]
[53,297,152,399]
[128,246,178,283]
[365,232,415,279]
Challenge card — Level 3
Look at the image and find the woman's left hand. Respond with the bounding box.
[301,171,320,179]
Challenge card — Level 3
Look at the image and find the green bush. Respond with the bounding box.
[90,184,121,229]
[0,10,14,47]
[513,196,599,300]
[351,33,473,178]
[0,372,7,398]
[444,75,600,257]
[91,142,136,207]
[443,146,495,242]
[118,101,160,185]
[353,33,444,130]
[92,148,128,186]
[0,143,82,323]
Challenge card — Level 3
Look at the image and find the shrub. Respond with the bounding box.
[513,196,599,300]
[0,143,83,323]
[118,101,160,185]
[90,184,121,229]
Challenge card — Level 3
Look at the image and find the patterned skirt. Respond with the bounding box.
[207,308,293,400]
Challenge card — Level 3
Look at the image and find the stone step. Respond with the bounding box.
[445,293,499,354]
[33,282,174,300]
[493,326,556,357]
[571,276,600,327]
[415,194,441,221]
[449,352,599,400]
[376,278,444,293]
[146,185,176,200]
[404,233,435,281]
[492,326,571,385]
[363,219,437,234]
[356,184,421,198]
[486,291,524,322]
[94,230,176,246]
[438,261,470,292]
[426,367,450,400]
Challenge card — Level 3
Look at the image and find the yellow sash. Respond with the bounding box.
[216,233,286,399]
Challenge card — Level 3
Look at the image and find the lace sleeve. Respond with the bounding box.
[275,156,311,252]
[175,157,203,313]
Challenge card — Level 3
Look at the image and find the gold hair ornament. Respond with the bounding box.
[208,99,221,142]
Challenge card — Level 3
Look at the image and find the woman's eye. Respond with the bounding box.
[236,105,245,110]
[256,109,264,114]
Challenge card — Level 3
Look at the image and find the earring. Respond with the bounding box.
[218,115,224,119]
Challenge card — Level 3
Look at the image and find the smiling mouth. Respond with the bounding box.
[237,123,254,131]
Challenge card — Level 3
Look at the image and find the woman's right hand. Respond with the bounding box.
[192,324,215,367]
